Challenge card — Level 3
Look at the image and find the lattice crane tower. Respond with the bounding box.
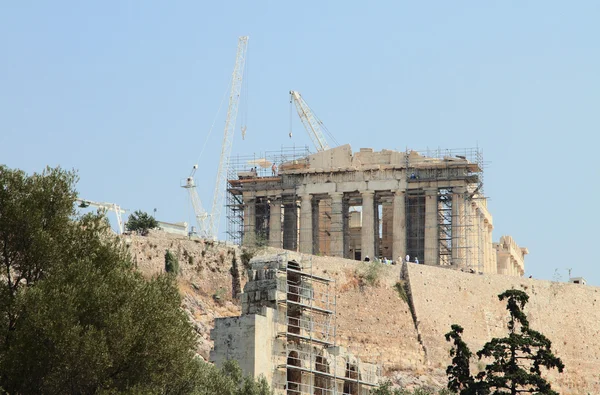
[207,36,249,239]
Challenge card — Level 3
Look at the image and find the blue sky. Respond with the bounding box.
[1,1,598,285]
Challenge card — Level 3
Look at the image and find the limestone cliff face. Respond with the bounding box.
[127,231,244,361]
[128,232,598,394]
[404,262,600,395]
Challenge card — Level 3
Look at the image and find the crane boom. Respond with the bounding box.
[207,36,249,239]
[76,198,126,234]
[290,90,330,152]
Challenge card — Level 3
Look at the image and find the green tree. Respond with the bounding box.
[0,165,78,362]
[0,166,195,393]
[0,165,273,394]
[165,249,179,274]
[126,210,158,235]
[370,381,453,394]
[181,359,271,395]
[445,324,474,393]
[445,289,565,395]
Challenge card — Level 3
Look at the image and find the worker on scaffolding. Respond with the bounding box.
[271,162,277,176]
[415,257,419,264]
[364,255,370,262]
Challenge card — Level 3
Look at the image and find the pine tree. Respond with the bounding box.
[445,325,474,393]
[125,210,158,235]
[445,289,565,395]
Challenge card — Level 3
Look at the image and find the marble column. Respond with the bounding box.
[269,198,282,248]
[392,191,406,262]
[424,188,438,265]
[361,191,375,260]
[480,212,487,273]
[330,192,344,257]
[487,223,496,273]
[312,198,320,255]
[243,197,256,246]
[283,201,298,251]
[451,187,466,267]
[299,194,313,254]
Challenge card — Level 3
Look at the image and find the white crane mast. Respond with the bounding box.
[290,90,330,152]
[207,36,249,239]
[182,165,210,237]
[76,198,126,234]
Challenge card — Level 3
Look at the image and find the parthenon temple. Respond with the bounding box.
[226,145,527,276]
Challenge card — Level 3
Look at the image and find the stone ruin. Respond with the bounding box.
[211,253,380,394]
[226,145,527,276]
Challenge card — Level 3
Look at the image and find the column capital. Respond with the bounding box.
[453,186,467,194]
[424,187,438,195]
[300,193,312,201]
[394,190,405,197]
[361,190,375,197]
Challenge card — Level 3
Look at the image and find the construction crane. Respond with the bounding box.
[76,198,127,234]
[183,36,249,240]
[181,165,209,237]
[289,90,330,152]
[208,36,249,239]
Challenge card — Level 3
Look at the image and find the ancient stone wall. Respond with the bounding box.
[257,252,427,374]
[404,262,600,395]
[210,308,277,384]
[263,251,600,393]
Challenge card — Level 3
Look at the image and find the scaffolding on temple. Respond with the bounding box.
[226,146,311,246]
[228,144,489,273]
[404,147,486,271]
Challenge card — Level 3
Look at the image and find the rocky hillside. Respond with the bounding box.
[126,230,244,361]
[126,231,447,390]
[126,231,596,394]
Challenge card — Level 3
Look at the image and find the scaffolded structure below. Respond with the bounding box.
[272,253,380,394]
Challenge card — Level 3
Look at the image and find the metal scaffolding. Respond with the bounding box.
[228,144,488,272]
[272,253,379,394]
[404,147,486,271]
[226,146,310,246]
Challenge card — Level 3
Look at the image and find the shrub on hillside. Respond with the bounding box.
[356,260,385,288]
[371,381,453,394]
[394,281,409,303]
[165,249,179,274]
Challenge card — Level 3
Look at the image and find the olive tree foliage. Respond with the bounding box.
[0,165,271,394]
[125,209,158,235]
[445,289,565,395]
[370,381,453,394]
[186,359,271,395]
